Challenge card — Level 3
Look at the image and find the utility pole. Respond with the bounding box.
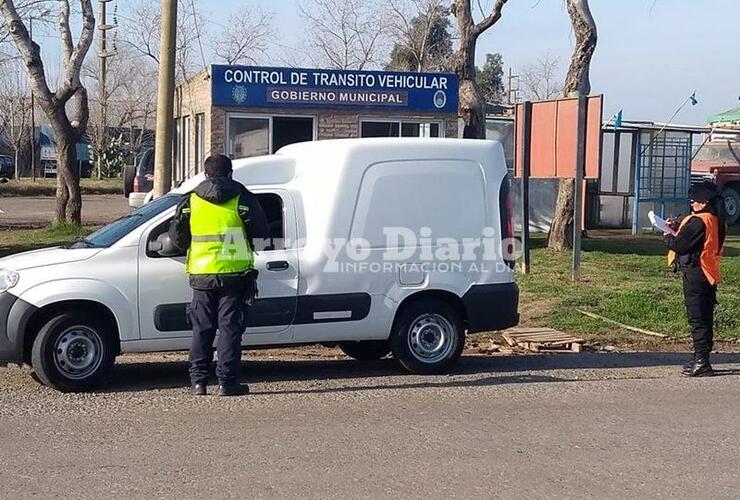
[98,0,116,180]
[29,15,36,182]
[507,67,520,106]
[153,0,177,198]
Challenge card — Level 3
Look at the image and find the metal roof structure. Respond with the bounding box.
[708,107,740,125]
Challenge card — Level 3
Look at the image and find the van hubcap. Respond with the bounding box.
[53,326,103,380]
[408,314,455,363]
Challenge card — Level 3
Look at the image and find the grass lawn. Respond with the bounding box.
[518,228,740,341]
[0,178,121,197]
[0,224,92,258]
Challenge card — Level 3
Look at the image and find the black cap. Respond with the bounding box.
[688,180,719,202]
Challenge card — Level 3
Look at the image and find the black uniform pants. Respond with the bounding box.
[188,288,246,386]
[682,268,717,359]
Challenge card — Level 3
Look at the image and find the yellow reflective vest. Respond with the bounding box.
[186,193,253,275]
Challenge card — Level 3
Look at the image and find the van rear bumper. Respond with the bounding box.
[462,282,519,333]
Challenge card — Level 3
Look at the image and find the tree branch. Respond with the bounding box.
[59,0,73,63]
[472,0,508,38]
[55,0,95,104]
[0,0,54,104]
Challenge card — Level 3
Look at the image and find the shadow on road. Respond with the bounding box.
[98,351,740,394]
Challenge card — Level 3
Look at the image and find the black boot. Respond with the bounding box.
[219,383,249,397]
[683,356,714,377]
[682,354,696,375]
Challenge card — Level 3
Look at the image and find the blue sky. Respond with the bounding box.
[37,0,740,126]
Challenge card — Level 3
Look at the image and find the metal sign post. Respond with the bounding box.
[519,101,533,274]
[572,95,588,282]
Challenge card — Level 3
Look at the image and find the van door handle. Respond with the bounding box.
[266,260,289,271]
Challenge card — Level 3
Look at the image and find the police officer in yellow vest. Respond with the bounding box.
[665,181,726,377]
[169,155,269,396]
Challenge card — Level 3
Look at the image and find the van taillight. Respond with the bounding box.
[499,175,515,269]
[133,175,141,192]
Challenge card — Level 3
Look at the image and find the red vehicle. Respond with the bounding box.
[692,140,740,225]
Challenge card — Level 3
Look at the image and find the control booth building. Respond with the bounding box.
[173,65,460,182]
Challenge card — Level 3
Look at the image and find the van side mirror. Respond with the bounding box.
[148,232,183,257]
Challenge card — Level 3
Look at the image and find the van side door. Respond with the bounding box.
[137,190,299,341]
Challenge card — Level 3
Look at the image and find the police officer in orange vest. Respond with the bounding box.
[665,181,726,377]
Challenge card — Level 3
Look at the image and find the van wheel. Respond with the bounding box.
[390,299,465,374]
[338,340,391,361]
[31,311,116,393]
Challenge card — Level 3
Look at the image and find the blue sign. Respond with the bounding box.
[211,65,459,113]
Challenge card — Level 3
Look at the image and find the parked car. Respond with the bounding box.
[123,148,154,208]
[0,139,519,392]
[0,155,14,179]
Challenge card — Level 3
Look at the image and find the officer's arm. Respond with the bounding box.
[238,191,271,251]
[665,217,705,254]
[168,195,192,252]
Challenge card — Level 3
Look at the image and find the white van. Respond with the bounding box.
[0,139,519,392]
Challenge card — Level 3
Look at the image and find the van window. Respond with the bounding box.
[256,193,285,251]
[350,160,487,247]
[76,195,181,248]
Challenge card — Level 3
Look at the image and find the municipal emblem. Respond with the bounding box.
[433,90,447,109]
[232,86,248,104]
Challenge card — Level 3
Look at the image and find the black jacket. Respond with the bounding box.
[169,176,270,290]
[665,215,706,276]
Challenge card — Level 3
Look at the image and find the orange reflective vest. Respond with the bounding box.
[667,212,722,285]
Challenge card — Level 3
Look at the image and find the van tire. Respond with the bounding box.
[123,165,135,198]
[390,298,465,374]
[338,340,391,361]
[31,311,116,393]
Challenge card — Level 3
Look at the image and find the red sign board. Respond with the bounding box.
[515,95,603,178]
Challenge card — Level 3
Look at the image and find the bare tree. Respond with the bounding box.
[0,64,33,178]
[120,0,202,83]
[298,0,389,70]
[547,0,597,251]
[387,0,453,72]
[0,0,96,225]
[85,45,157,176]
[451,0,509,139]
[211,8,273,66]
[519,54,563,101]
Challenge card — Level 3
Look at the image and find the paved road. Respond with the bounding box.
[0,195,130,227]
[1,350,739,499]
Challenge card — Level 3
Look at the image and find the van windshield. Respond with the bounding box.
[71,195,182,248]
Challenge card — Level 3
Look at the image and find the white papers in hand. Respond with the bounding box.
[648,210,677,236]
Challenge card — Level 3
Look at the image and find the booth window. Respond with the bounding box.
[181,116,190,181]
[361,119,441,138]
[173,118,181,181]
[195,114,205,173]
[228,115,314,160]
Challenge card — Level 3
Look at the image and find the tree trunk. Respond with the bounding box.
[452,1,486,139]
[55,135,82,225]
[547,178,575,251]
[563,0,597,98]
[547,0,597,250]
